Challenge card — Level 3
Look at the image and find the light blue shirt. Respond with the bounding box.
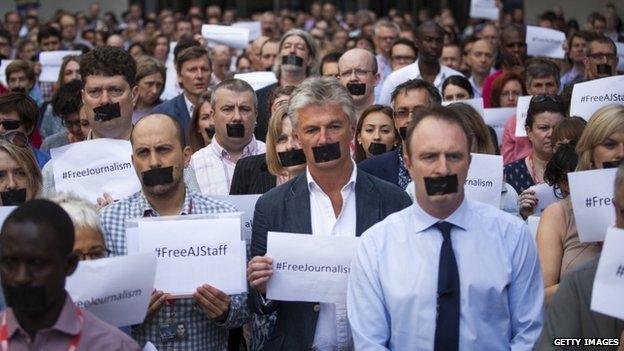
[347,198,543,350]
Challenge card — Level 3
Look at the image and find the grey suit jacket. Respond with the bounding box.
[151,94,191,145]
[537,257,624,350]
[249,169,412,350]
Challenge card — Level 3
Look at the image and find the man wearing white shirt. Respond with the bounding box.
[348,105,544,350]
[246,77,411,350]
[338,48,380,118]
[465,39,495,98]
[191,79,266,195]
[379,21,462,105]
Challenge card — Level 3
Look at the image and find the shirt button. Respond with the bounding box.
[313,304,320,312]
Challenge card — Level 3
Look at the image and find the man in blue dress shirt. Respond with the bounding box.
[347,105,544,350]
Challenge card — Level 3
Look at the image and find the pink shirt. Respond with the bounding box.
[501,115,532,165]
[2,295,140,351]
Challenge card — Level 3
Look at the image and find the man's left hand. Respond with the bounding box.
[193,284,231,322]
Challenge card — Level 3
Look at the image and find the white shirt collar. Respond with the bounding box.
[306,160,358,193]
[183,93,195,118]
[410,195,469,233]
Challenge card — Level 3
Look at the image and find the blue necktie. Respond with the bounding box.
[434,221,460,351]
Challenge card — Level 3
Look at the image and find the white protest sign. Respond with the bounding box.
[569,167,617,242]
[527,215,540,241]
[591,227,624,320]
[134,214,246,297]
[161,62,182,101]
[66,253,156,327]
[266,232,359,304]
[442,97,485,117]
[39,51,82,82]
[514,95,533,137]
[483,107,515,146]
[232,21,262,41]
[0,60,13,87]
[469,0,498,20]
[210,194,261,243]
[233,72,278,91]
[202,25,250,50]
[464,153,503,207]
[0,206,16,229]
[569,75,624,121]
[616,42,624,72]
[530,183,559,214]
[51,139,140,203]
[526,25,565,59]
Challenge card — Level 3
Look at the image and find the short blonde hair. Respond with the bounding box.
[576,104,624,171]
[0,140,42,198]
[265,104,290,176]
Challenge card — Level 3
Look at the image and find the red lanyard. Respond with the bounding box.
[0,308,83,351]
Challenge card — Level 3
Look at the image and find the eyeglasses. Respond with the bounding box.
[393,107,424,120]
[0,131,29,148]
[62,119,82,128]
[530,94,563,104]
[339,69,373,79]
[391,55,416,62]
[501,91,522,99]
[0,120,22,131]
[587,52,617,61]
[74,247,111,260]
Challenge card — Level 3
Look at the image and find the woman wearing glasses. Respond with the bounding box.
[40,80,86,153]
[536,105,624,304]
[489,72,527,108]
[0,92,50,168]
[51,193,109,261]
[0,137,42,206]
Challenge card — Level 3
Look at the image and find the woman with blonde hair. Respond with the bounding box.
[0,138,42,206]
[537,104,624,305]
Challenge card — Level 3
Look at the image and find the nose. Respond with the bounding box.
[5,172,17,190]
[317,127,330,145]
[148,151,161,169]
[13,262,31,285]
[231,106,244,123]
[617,143,624,160]
[99,90,112,105]
[372,129,381,141]
[434,154,451,176]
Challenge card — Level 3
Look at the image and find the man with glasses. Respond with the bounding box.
[359,79,441,189]
[379,21,462,106]
[338,48,380,118]
[41,80,85,153]
[0,92,50,168]
[373,20,399,101]
[482,24,527,107]
[389,39,417,72]
[191,79,266,195]
[465,39,495,98]
[583,35,619,81]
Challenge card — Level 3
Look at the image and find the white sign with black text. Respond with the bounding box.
[526,25,565,59]
[483,107,515,147]
[591,227,624,320]
[569,75,624,121]
[514,95,533,137]
[465,153,503,207]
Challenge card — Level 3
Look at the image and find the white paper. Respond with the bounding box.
[0,60,13,87]
[483,107,515,146]
[232,21,262,41]
[465,153,503,207]
[442,97,485,117]
[514,95,533,137]
[266,232,359,304]
[569,168,617,242]
[51,139,141,203]
[39,51,82,82]
[527,215,540,241]
[569,75,624,121]
[469,0,498,20]
[143,342,158,351]
[134,214,246,297]
[615,42,624,72]
[202,25,250,50]
[530,183,559,214]
[0,206,16,229]
[526,26,565,59]
[161,62,182,101]
[591,227,624,320]
[210,194,261,243]
[233,71,278,91]
[66,253,157,327]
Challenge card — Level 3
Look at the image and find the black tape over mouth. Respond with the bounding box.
[424,175,459,196]
[4,285,48,312]
[278,148,307,167]
[312,142,341,163]
[0,188,27,206]
[93,102,121,122]
[368,142,387,155]
[226,124,245,138]
[281,54,304,67]
[347,83,366,96]
[142,166,174,187]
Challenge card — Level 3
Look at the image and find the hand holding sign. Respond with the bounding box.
[194,284,231,321]
[247,255,274,294]
[145,290,168,322]
[518,188,538,219]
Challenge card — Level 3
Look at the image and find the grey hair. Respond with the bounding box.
[210,78,258,110]
[525,58,560,89]
[288,76,356,129]
[616,163,624,201]
[374,20,400,36]
[272,29,319,79]
[49,192,103,233]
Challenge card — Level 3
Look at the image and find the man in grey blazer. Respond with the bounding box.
[537,163,624,349]
[152,45,212,145]
[247,77,412,350]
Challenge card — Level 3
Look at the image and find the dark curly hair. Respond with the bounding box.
[52,79,83,119]
[79,46,137,87]
[544,142,578,198]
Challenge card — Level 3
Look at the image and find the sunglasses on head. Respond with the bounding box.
[0,131,29,148]
[530,94,562,104]
[0,120,22,131]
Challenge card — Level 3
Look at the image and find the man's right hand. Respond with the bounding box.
[247,256,274,294]
[145,290,168,322]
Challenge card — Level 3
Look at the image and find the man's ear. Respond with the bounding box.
[65,251,80,277]
[183,145,192,167]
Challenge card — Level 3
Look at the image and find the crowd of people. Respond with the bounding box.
[0,1,623,350]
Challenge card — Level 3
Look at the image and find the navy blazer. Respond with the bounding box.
[151,94,191,145]
[253,83,277,142]
[358,148,402,187]
[250,169,412,350]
